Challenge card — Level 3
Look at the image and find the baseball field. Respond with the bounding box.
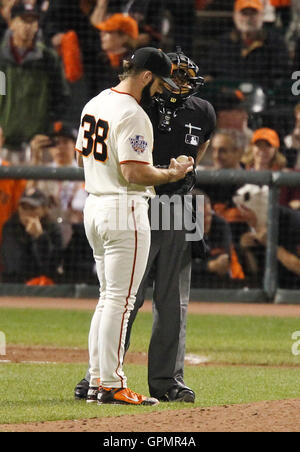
[0,297,300,432]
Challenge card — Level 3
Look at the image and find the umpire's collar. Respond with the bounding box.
[181,95,201,112]
[151,95,200,114]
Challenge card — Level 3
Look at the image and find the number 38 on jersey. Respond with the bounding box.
[81,114,109,162]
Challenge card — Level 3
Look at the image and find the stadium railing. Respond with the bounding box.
[0,165,299,305]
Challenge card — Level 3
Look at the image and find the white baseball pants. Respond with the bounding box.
[84,194,151,388]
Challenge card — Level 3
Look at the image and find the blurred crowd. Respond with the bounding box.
[1,0,300,290]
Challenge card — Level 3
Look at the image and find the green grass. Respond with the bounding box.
[1,308,300,366]
[185,314,300,366]
[0,308,92,347]
[0,363,300,425]
[1,306,300,425]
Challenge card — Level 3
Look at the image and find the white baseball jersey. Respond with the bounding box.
[76,88,155,198]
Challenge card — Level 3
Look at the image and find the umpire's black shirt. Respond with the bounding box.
[146,95,216,195]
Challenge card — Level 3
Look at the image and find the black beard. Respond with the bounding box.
[140,79,155,110]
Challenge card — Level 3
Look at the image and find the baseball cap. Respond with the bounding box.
[234,0,264,11]
[130,47,178,91]
[251,128,280,148]
[96,13,139,40]
[20,188,48,208]
[11,3,40,19]
[51,122,77,141]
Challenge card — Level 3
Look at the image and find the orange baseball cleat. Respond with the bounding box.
[97,387,159,406]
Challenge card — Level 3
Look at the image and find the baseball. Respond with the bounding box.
[176,155,189,163]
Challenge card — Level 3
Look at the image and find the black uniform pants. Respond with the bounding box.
[125,199,192,398]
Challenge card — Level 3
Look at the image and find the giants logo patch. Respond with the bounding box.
[129,135,148,155]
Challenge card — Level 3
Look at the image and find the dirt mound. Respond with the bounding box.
[3,346,300,369]
[1,399,300,432]
[3,346,147,365]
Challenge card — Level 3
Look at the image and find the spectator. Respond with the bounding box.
[270,0,291,30]
[200,88,254,167]
[293,40,300,80]
[191,189,245,288]
[1,187,63,283]
[285,0,300,62]
[29,123,87,231]
[0,1,50,40]
[0,2,69,159]
[43,0,100,116]
[262,0,276,28]
[196,0,234,10]
[198,129,249,250]
[210,129,247,170]
[29,123,86,213]
[29,122,94,284]
[165,0,196,57]
[238,197,300,289]
[43,0,99,66]
[275,105,300,209]
[241,127,300,210]
[91,13,139,94]
[242,127,286,170]
[90,0,164,48]
[0,0,14,40]
[194,0,236,52]
[205,0,290,89]
[0,126,26,246]
[284,103,300,169]
[215,88,254,137]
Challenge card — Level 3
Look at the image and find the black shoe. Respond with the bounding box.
[158,385,195,403]
[74,378,89,400]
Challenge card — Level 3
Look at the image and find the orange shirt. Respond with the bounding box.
[213,203,246,223]
[270,0,291,7]
[0,160,26,243]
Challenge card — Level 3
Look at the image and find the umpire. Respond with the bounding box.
[124,49,216,402]
[75,48,216,402]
